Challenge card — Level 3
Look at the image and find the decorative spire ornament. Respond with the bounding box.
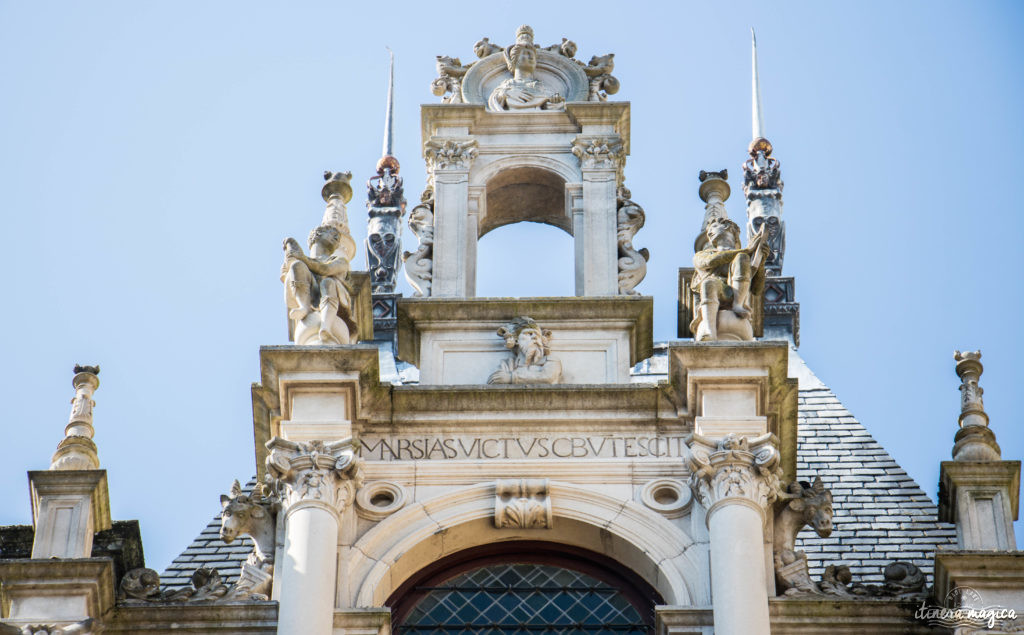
[743,28,785,275]
[50,364,101,470]
[366,48,406,295]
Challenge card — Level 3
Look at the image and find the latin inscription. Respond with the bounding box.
[358,435,689,461]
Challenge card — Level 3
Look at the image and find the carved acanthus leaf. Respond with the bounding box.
[265,438,365,512]
[495,479,551,529]
[571,136,623,170]
[425,139,479,171]
[685,433,782,513]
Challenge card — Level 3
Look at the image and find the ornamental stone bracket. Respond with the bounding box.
[265,438,365,515]
[494,479,552,529]
[684,432,782,521]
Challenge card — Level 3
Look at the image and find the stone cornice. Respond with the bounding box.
[933,550,1024,601]
[0,558,115,620]
[28,470,112,533]
[938,459,1021,523]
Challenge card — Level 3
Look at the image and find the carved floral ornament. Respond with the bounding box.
[684,432,782,518]
[0,621,100,635]
[265,437,365,512]
[424,139,479,172]
[495,478,551,529]
[571,135,623,171]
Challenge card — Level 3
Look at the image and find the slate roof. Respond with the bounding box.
[161,347,956,590]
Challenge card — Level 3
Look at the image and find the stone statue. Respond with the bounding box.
[487,317,562,385]
[488,25,565,112]
[219,480,277,600]
[773,477,834,595]
[743,137,785,274]
[616,188,648,295]
[431,56,468,104]
[583,53,619,101]
[688,216,768,341]
[402,189,434,297]
[281,172,358,346]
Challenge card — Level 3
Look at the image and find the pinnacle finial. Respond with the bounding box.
[751,28,765,142]
[382,47,395,162]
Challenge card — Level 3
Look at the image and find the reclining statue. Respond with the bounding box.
[688,216,768,341]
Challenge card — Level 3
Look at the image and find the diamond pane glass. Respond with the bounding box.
[399,563,649,634]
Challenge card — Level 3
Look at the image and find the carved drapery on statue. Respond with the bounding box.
[487,317,562,385]
[366,157,406,294]
[402,187,434,297]
[431,25,618,109]
[616,187,648,295]
[495,479,552,529]
[281,172,359,346]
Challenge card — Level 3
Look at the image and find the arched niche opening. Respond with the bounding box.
[476,221,574,297]
[386,541,664,634]
[481,166,570,236]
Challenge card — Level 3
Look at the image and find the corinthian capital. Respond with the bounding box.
[685,432,782,519]
[265,438,364,513]
[424,138,478,172]
[571,135,623,171]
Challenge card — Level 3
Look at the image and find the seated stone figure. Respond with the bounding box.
[488,25,565,112]
[281,223,355,345]
[488,316,562,384]
[688,217,768,341]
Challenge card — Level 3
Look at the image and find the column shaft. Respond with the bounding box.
[277,503,338,635]
[707,503,771,634]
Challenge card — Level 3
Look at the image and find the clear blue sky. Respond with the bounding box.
[1,1,1021,571]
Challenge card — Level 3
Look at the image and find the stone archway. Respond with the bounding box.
[344,480,707,608]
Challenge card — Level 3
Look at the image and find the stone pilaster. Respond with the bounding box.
[266,437,364,635]
[686,432,781,635]
[938,351,1020,551]
[572,135,622,296]
[425,138,477,297]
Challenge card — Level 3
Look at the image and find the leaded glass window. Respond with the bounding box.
[396,562,652,634]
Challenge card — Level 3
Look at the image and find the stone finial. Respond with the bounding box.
[616,187,648,295]
[281,173,359,346]
[696,169,730,253]
[50,364,101,470]
[487,317,562,385]
[951,350,1000,460]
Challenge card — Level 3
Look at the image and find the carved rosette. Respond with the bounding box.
[50,365,101,470]
[265,438,365,515]
[951,350,1000,461]
[495,479,551,529]
[685,433,782,521]
[425,139,479,172]
[571,135,623,172]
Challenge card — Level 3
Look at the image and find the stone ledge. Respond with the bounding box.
[104,601,278,633]
[933,550,1024,609]
[769,597,940,634]
[0,558,115,621]
[938,460,1021,523]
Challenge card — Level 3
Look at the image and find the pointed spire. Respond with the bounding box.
[751,28,765,141]
[382,47,395,159]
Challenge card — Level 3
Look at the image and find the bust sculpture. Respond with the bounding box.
[487,25,565,112]
[688,216,768,341]
[487,317,562,384]
[281,172,358,345]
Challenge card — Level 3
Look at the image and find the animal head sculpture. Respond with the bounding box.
[781,477,834,539]
[219,480,274,545]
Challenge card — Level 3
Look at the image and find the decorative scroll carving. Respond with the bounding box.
[952,350,1000,460]
[424,139,478,172]
[743,137,785,274]
[772,477,834,595]
[431,56,468,104]
[219,480,278,599]
[583,53,619,101]
[265,438,364,513]
[50,365,101,470]
[685,433,782,515]
[818,561,927,599]
[571,136,623,171]
[0,619,100,635]
[117,566,263,603]
[366,160,406,294]
[688,215,768,342]
[487,317,562,385]
[402,188,434,297]
[281,172,358,346]
[495,479,551,529]
[616,187,648,295]
[473,38,502,59]
[487,26,566,112]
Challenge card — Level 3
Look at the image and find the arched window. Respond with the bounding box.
[387,543,662,634]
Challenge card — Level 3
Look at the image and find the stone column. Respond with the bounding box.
[425,138,477,297]
[572,135,622,296]
[938,351,1019,550]
[266,438,364,635]
[686,432,780,635]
